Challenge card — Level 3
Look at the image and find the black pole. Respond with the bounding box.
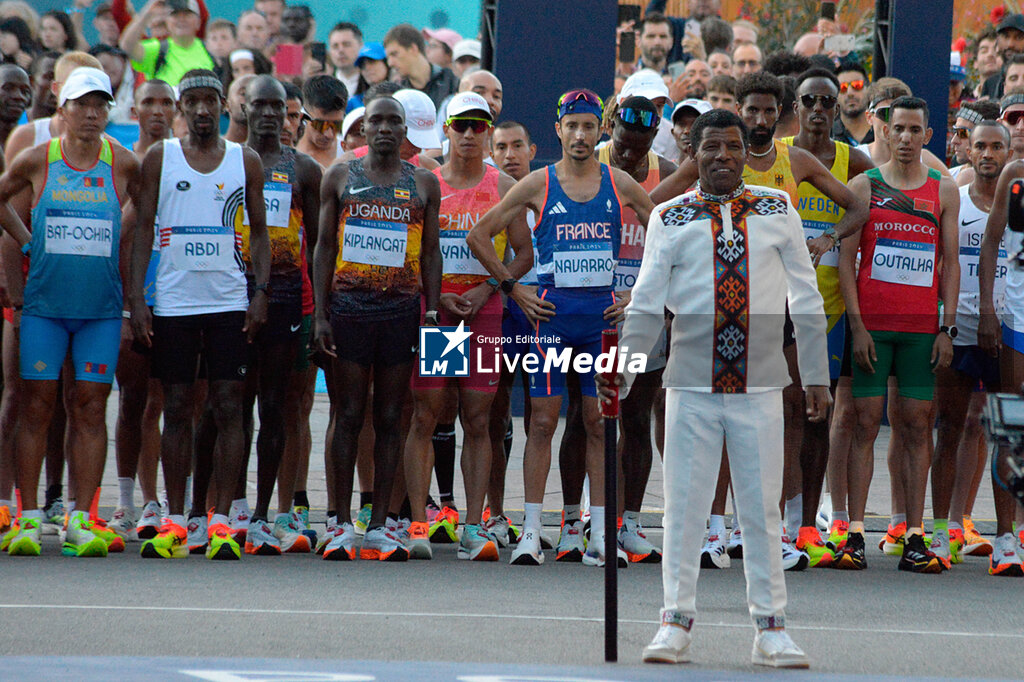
[601,329,618,663]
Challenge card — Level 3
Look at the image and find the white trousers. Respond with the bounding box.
[661,389,788,625]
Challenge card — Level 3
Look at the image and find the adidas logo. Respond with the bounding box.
[548,201,567,215]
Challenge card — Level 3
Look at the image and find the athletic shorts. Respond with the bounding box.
[851,330,936,401]
[331,307,419,368]
[258,300,303,344]
[529,287,615,399]
[1002,322,1024,354]
[786,309,846,381]
[951,345,1000,391]
[152,311,249,384]
[20,315,121,384]
[294,314,312,372]
[412,283,502,393]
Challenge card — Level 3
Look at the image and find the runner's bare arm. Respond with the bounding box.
[611,166,655,226]
[0,148,40,247]
[114,149,142,290]
[979,161,1023,355]
[417,167,442,315]
[311,163,347,356]
[497,173,533,281]
[792,145,869,244]
[649,156,698,204]
[839,174,875,373]
[847,146,876,178]
[295,152,323,279]
[128,144,163,345]
[242,148,270,340]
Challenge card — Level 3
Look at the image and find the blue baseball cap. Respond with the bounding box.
[355,42,386,68]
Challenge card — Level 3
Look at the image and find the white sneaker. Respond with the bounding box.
[483,515,512,547]
[929,528,951,561]
[244,519,282,555]
[989,533,1024,576]
[510,528,544,565]
[727,526,743,558]
[582,534,628,568]
[136,501,162,540]
[316,516,338,555]
[458,524,499,561]
[322,522,357,561]
[186,515,208,554]
[618,521,662,563]
[273,513,311,553]
[108,507,138,542]
[228,500,251,541]
[781,536,809,571]
[752,628,810,668]
[556,519,585,562]
[642,612,693,664]
[816,493,832,532]
[701,533,730,569]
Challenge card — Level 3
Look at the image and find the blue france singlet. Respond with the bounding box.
[535,163,624,293]
[26,138,122,319]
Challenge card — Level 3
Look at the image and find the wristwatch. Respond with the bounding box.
[500,278,518,295]
[486,277,500,291]
[939,325,958,339]
[424,310,440,326]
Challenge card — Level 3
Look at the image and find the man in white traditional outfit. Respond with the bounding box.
[599,108,834,668]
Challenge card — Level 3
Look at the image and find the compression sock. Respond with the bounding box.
[293,490,310,508]
[432,423,456,502]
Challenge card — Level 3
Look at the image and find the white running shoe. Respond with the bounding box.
[273,513,311,553]
[642,611,693,664]
[727,526,743,558]
[458,524,499,561]
[781,536,809,571]
[322,522,357,561]
[929,528,951,562]
[618,521,662,563]
[816,493,832,532]
[360,525,409,561]
[752,628,810,668]
[556,519,585,562]
[108,507,138,542]
[582,534,628,568]
[244,519,282,556]
[228,500,251,541]
[186,515,208,554]
[510,528,544,565]
[483,515,513,547]
[136,501,162,540]
[701,533,730,569]
[316,517,338,555]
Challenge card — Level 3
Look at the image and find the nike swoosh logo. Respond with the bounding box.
[290,324,301,332]
[349,186,374,194]
[488,378,499,386]
[961,218,982,227]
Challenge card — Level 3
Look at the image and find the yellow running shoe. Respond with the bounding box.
[62,513,108,558]
[7,517,42,556]
[879,522,906,555]
[826,519,849,552]
[140,522,188,559]
[207,522,242,560]
[88,517,125,553]
[795,527,834,567]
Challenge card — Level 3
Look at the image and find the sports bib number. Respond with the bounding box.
[243,182,292,229]
[554,242,615,288]
[870,238,935,287]
[440,230,489,276]
[342,218,407,268]
[803,221,839,268]
[167,226,237,271]
[44,209,114,257]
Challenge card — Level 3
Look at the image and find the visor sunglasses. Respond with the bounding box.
[557,89,603,116]
[618,106,659,128]
[308,118,340,135]
[839,79,864,94]
[799,94,837,110]
[1003,110,1024,126]
[952,126,971,139]
[446,117,492,134]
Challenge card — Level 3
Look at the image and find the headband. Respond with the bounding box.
[557,98,603,121]
[229,49,255,66]
[1001,93,1024,114]
[178,75,224,97]
[955,107,983,124]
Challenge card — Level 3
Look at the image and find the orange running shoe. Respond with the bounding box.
[879,522,906,555]
[962,517,993,556]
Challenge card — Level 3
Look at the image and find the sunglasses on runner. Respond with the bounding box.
[618,106,660,128]
[446,117,492,134]
[557,89,603,118]
[839,79,864,94]
[952,126,971,139]
[799,94,837,110]
[308,118,341,135]
[1002,110,1024,126]
[871,105,890,122]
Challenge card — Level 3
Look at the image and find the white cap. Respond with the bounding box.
[618,69,670,105]
[394,89,441,149]
[453,39,481,62]
[341,106,365,140]
[445,91,492,120]
[671,98,712,121]
[58,67,114,107]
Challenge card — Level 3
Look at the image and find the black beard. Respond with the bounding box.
[749,128,774,146]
